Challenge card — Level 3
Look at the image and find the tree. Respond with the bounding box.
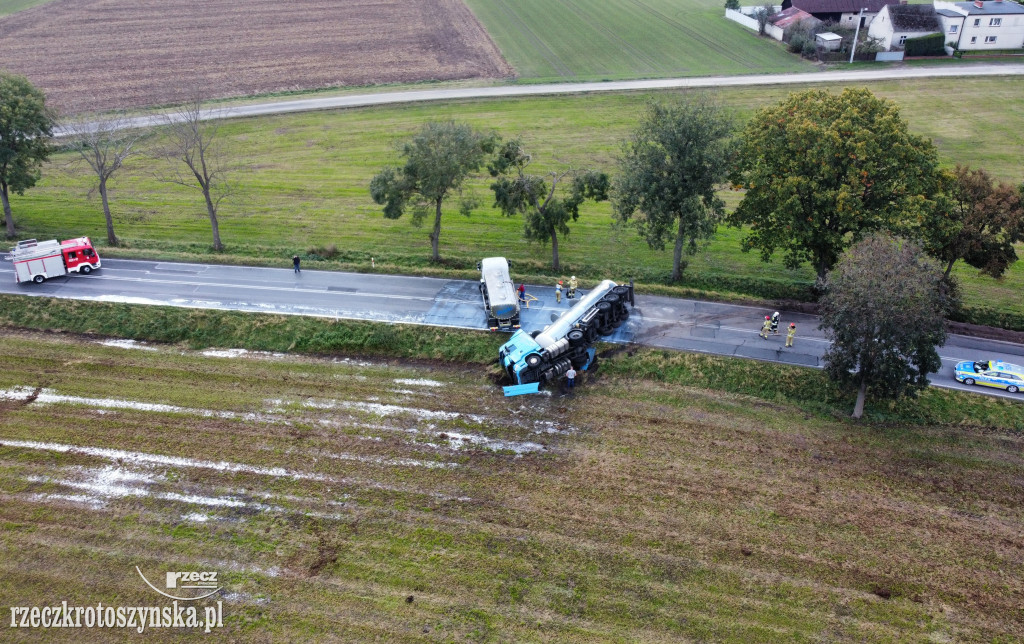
[724,0,740,10]
[614,98,732,281]
[753,3,777,35]
[915,165,1024,280]
[65,113,147,246]
[819,233,949,419]
[0,72,55,238]
[488,139,608,271]
[157,98,233,251]
[370,121,497,261]
[728,87,941,281]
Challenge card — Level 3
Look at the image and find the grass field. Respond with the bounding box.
[0,329,1022,641]
[463,0,812,81]
[13,77,1024,315]
[0,0,47,16]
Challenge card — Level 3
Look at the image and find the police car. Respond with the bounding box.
[953,360,1024,393]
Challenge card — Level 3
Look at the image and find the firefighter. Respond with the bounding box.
[786,323,796,347]
[568,275,578,299]
[555,281,562,304]
[759,315,771,339]
[770,311,781,335]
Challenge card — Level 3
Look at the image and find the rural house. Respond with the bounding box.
[769,6,822,30]
[867,3,943,49]
[780,0,900,28]
[934,0,1024,50]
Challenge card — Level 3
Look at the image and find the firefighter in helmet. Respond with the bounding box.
[760,315,771,339]
[770,311,781,335]
[568,275,578,299]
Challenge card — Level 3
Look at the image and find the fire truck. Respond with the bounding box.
[10,238,101,284]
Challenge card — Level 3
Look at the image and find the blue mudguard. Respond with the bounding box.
[579,347,596,371]
[503,382,541,397]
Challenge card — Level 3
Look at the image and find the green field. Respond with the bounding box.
[13,77,1024,317]
[0,0,48,16]
[1,327,1022,641]
[463,0,812,81]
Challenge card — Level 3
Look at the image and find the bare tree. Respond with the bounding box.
[157,98,232,251]
[65,113,147,246]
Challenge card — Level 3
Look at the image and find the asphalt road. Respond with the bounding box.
[56,64,1024,135]
[2,259,1022,401]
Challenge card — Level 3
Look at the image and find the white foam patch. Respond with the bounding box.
[98,339,158,351]
[2,438,331,482]
[0,386,247,420]
[437,431,546,455]
[201,348,249,358]
[321,451,457,470]
[87,295,171,306]
[303,399,485,423]
[394,378,445,387]
[3,439,473,502]
[183,513,212,523]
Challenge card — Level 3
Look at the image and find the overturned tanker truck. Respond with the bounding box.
[498,279,634,396]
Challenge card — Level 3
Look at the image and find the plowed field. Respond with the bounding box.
[0,0,512,113]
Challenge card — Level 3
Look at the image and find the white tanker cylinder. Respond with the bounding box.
[532,280,618,349]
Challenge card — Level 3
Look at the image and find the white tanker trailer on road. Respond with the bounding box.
[498,279,633,395]
[478,257,521,331]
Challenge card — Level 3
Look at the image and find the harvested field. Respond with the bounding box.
[1,329,1022,640]
[0,0,513,113]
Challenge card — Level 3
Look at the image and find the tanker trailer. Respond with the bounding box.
[478,257,521,331]
[498,279,633,395]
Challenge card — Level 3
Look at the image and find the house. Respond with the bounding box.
[816,31,845,49]
[770,6,822,30]
[780,0,900,29]
[867,3,943,49]
[934,0,1024,50]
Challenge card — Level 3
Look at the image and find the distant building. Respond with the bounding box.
[868,3,942,50]
[815,31,844,49]
[935,0,1024,50]
[770,6,822,30]
[780,0,900,28]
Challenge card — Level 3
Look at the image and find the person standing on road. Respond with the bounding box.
[292,255,301,273]
[786,323,796,347]
[518,283,526,303]
[760,315,771,339]
[568,276,578,299]
[566,366,576,391]
[555,281,562,304]
[770,311,781,336]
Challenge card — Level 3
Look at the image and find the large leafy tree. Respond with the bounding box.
[0,72,55,238]
[614,98,732,281]
[729,87,940,281]
[371,121,497,261]
[820,233,950,419]
[915,165,1024,279]
[488,139,608,271]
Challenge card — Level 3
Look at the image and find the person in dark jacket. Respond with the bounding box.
[292,255,301,273]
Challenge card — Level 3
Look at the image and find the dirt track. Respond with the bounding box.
[0,0,513,114]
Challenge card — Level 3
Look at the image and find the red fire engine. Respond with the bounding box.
[10,237,102,284]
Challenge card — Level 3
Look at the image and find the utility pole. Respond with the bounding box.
[849,7,866,63]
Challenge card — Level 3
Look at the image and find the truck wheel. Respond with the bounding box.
[567,329,585,346]
[33,274,45,284]
[526,354,542,367]
[81,265,92,274]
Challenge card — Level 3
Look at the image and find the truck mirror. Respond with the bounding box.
[550,313,559,323]
[476,261,481,270]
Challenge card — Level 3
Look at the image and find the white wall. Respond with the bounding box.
[868,6,896,49]
[935,1,1024,50]
[725,6,786,41]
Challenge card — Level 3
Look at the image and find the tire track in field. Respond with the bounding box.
[489,0,577,78]
[559,0,672,75]
[622,0,759,70]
